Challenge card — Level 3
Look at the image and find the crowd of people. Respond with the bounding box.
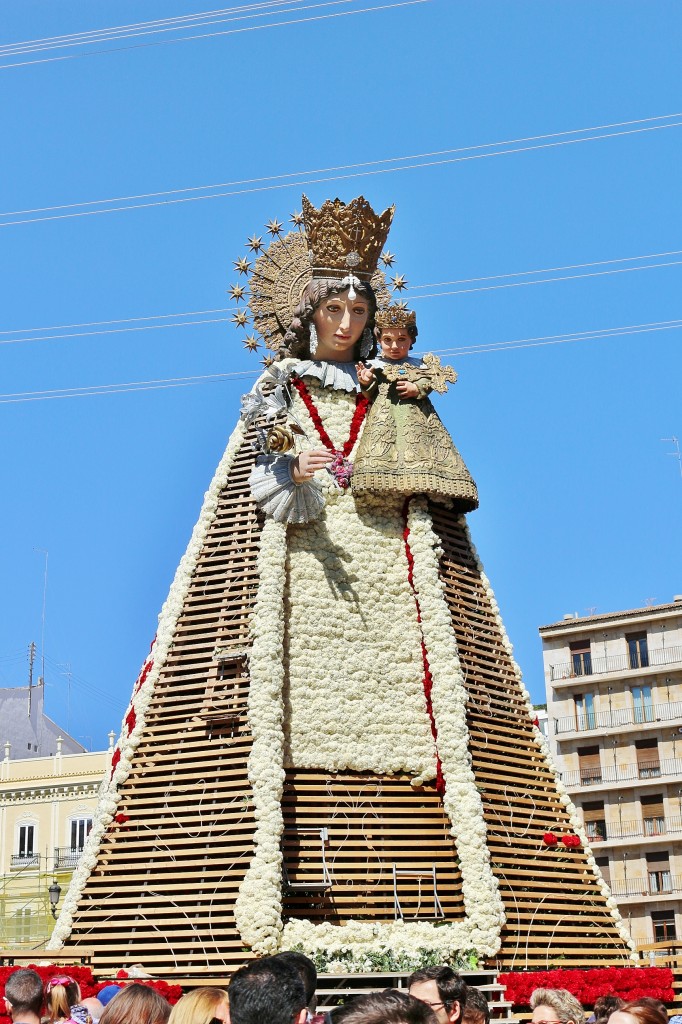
[1,959,676,1024]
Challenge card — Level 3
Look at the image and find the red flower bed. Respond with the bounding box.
[0,965,183,1024]
[498,967,674,1008]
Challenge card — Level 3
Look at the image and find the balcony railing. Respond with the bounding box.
[10,853,40,869]
[610,874,682,898]
[554,700,682,735]
[582,816,682,842]
[561,758,679,788]
[550,643,682,681]
[54,846,85,870]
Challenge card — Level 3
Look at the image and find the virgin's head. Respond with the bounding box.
[283,278,377,361]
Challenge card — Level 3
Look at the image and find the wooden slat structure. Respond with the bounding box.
[59,433,631,979]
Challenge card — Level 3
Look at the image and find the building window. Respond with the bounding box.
[627,631,649,670]
[14,908,32,944]
[646,851,672,894]
[18,824,35,859]
[595,855,611,885]
[652,909,677,942]
[578,745,602,785]
[632,684,654,724]
[69,817,93,851]
[582,800,607,842]
[575,693,596,731]
[635,738,660,779]
[570,639,592,677]
[641,794,666,836]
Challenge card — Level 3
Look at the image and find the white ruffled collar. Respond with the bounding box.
[292,360,359,393]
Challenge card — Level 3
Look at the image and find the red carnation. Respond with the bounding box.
[533,716,540,727]
[543,832,558,846]
[125,706,137,734]
[114,813,130,825]
[562,834,581,848]
[109,747,121,779]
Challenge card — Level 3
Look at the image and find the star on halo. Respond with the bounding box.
[243,334,260,352]
[265,218,284,236]
[231,310,250,328]
[247,234,263,253]
[229,284,246,302]
[380,250,396,267]
[395,300,409,311]
[261,355,276,368]
[233,257,251,275]
[289,210,305,228]
[391,274,408,292]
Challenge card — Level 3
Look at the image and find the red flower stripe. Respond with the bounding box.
[402,498,445,796]
[125,706,137,735]
[498,967,674,1007]
[291,374,368,456]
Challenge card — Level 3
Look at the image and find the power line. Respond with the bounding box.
[0,0,427,71]
[2,113,681,228]
[1,317,680,404]
[2,244,682,346]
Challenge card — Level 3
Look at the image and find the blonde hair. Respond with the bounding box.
[168,988,229,1024]
[530,989,585,1024]
[46,978,81,1022]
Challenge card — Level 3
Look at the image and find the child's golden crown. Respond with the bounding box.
[375,305,417,330]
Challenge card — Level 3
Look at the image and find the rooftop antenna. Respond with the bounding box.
[27,641,36,715]
[34,548,48,686]
[661,437,682,481]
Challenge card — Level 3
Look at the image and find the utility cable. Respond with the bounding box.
[1,317,680,404]
[1,113,680,228]
[0,1,428,71]
[2,245,682,346]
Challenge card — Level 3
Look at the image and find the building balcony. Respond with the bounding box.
[549,644,682,683]
[610,874,682,899]
[10,853,40,869]
[53,847,84,870]
[561,758,682,790]
[554,700,682,736]
[584,816,682,846]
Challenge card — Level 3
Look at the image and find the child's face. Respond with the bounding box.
[380,328,412,361]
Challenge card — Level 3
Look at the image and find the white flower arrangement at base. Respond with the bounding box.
[47,419,248,949]
[461,519,637,961]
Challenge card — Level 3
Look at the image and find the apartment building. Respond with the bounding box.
[540,596,682,946]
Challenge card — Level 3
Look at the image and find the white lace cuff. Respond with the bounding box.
[249,455,324,524]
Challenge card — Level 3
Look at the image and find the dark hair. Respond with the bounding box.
[409,966,468,1018]
[270,951,317,1007]
[333,991,437,1024]
[593,995,624,1024]
[282,278,377,359]
[462,988,489,1024]
[5,968,44,1016]
[228,958,306,1024]
[98,983,171,1024]
[617,1001,668,1024]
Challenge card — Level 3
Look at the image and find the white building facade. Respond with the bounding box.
[540,596,682,947]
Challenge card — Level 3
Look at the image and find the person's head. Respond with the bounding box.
[270,951,317,1011]
[283,279,377,361]
[408,966,468,1024]
[46,976,81,1021]
[81,997,105,1023]
[228,958,307,1024]
[98,983,171,1024]
[609,1001,668,1024]
[97,987,123,1008]
[375,306,418,361]
[461,989,489,1024]
[168,988,229,1024]
[3,968,44,1021]
[593,996,624,1024]
[530,989,584,1024]
[378,326,414,361]
[333,991,437,1024]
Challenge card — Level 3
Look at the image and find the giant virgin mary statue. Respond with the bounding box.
[49,196,633,978]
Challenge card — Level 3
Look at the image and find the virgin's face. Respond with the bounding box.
[311,289,369,361]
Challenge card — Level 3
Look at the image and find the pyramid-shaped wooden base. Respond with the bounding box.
[58,432,630,980]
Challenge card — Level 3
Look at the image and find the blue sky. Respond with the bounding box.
[1,1,681,748]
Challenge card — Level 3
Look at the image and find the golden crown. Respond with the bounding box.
[302,194,395,282]
[375,305,417,330]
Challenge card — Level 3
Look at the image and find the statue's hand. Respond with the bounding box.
[396,380,419,400]
[355,362,375,387]
[291,448,333,484]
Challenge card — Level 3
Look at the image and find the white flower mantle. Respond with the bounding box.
[461,519,637,960]
[48,419,248,949]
